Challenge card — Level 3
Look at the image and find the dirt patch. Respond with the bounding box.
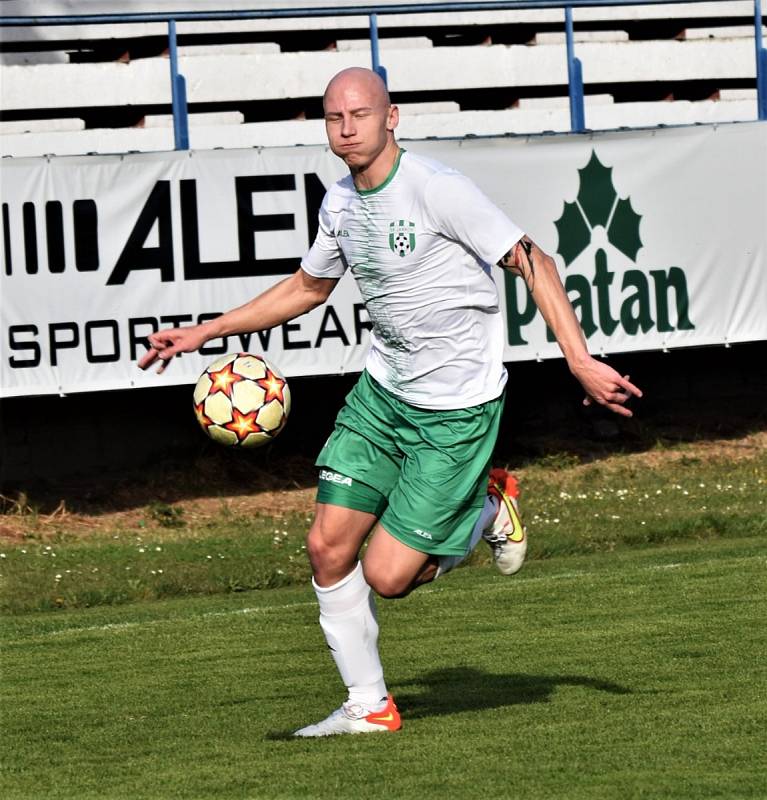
[1,431,764,543]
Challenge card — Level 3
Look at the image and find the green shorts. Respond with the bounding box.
[316,371,504,556]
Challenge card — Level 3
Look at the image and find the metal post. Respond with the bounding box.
[168,19,190,150]
[756,0,767,120]
[565,6,585,132]
[369,13,388,86]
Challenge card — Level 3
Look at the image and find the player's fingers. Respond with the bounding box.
[616,374,642,397]
[137,350,160,370]
[605,401,633,418]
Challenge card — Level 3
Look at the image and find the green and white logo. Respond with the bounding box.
[554,151,642,266]
[506,150,694,346]
[388,220,416,258]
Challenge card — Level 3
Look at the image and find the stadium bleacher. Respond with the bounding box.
[0,0,765,156]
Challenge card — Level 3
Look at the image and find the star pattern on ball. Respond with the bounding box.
[194,402,213,430]
[224,408,265,442]
[256,368,287,405]
[208,362,242,398]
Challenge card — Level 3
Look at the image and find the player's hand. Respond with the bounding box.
[571,356,642,417]
[138,325,209,374]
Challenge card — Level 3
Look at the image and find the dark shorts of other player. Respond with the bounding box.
[315,371,504,557]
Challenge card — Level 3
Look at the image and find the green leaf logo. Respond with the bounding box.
[554,151,643,266]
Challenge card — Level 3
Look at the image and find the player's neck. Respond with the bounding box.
[352,141,401,192]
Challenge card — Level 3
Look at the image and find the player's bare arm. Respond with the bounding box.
[499,236,643,417]
[138,269,338,373]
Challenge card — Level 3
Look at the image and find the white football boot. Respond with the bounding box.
[484,468,527,576]
[293,694,401,738]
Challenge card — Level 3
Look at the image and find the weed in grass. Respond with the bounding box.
[147,502,186,529]
[535,451,581,470]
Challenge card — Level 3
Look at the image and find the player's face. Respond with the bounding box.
[323,79,397,171]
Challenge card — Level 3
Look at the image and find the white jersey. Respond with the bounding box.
[301,150,523,410]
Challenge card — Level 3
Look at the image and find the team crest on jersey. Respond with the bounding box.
[388,220,416,257]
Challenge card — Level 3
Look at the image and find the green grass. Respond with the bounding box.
[2,537,765,800]
[1,452,764,613]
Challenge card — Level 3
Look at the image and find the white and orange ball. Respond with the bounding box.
[193,353,290,448]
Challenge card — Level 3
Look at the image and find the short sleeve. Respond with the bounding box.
[301,193,347,279]
[424,170,524,266]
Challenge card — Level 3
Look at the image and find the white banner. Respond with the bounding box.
[1,121,765,398]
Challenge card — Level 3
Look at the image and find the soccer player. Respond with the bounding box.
[139,67,642,737]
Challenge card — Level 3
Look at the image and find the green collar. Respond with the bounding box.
[357,148,404,196]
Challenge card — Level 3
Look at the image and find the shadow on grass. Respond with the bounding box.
[265,668,630,739]
[395,667,630,720]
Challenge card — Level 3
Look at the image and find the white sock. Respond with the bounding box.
[435,494,499,578]
[313,561,387,709]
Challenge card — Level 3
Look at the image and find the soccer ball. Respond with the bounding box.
[193,353,290,448]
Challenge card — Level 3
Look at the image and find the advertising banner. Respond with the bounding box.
[1,121,765,397]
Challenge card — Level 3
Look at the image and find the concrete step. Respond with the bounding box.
[0,117,85,134]
[1,99,759,158]
[138,111,245,128]
[0,37,757,111]
[175,42,280,57]
[336,36,433,51]
[532,31,629,45]
[514,94,615,109]
[680,24,767,39]
[1,1,762,43]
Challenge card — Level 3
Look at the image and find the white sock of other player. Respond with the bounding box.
[313,561,388,711]
[435,493,499,578]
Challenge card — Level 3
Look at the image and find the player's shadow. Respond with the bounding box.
[394,667,630,720]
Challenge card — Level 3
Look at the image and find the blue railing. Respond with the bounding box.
[1,1,765,148]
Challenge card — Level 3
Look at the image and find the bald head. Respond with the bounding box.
[323,67,390,111]
[322,67,399,188]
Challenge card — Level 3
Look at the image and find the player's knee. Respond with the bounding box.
[306,522,354,580]
[362,563,413,599]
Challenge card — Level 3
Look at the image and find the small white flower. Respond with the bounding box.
[277,569,285,575]
[138,548,145,553]
[157,569,163,574]
[0,554,5,559]
[155,546,162,552]
[206,555,213,560]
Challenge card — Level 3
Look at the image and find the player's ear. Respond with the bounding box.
[386,104,399,131]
